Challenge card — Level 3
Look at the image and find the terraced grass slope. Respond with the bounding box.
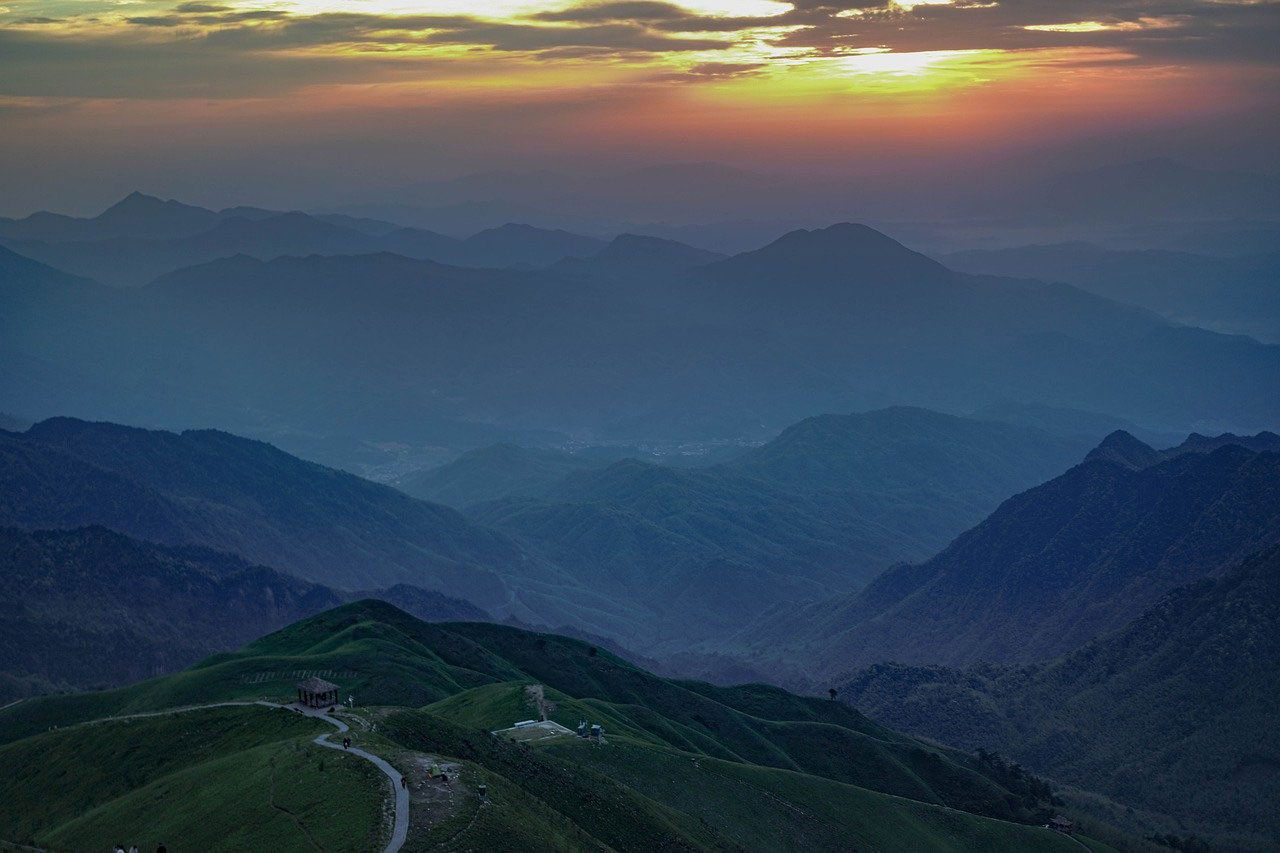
[0,705,387,851]
[0,601,1107,851]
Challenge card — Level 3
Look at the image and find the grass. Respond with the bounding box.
[544,734,1092,852]
[0,603,1138,850]
[0,706,388,851]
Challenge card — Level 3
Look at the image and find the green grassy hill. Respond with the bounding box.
[0,705,387,851]
[0,601,1113,851]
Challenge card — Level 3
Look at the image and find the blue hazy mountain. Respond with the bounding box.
[5,223,1279,470]
[0,193,609,285]
[840,544,1280,846]
[944,242,1280,342]
[0,525,487,699]
[740,434,1280,677]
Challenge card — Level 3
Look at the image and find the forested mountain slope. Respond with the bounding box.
[841,545,1280,847]
[737,436,1280,675]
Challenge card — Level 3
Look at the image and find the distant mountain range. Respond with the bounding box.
[0,525,486,700]
[944,242,1280,343]
[0,192,617,286]
[0,410,1094,655]
[5,219,1278,471]
[840,544,1280,846]
[0,417,534,605]
[411,408,1092,649]
[735,432,1280,677]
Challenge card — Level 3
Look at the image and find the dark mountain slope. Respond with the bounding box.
[465,408,1091,650]
[0,526,341,695]
[395,443,612,507]
[8,221,1280,453]
[551,232,725,290]
[943,242,1280,342]
[0,526,488,700]
[1,194,607,285]
[727,406,1086,501]
[743,440,1280,674]
[459,222,605,266]
[0,418,542,605]
[695,223,960,327]
[1082,429,1161,469]
[0,192,220,243]
[841,545,1280,846]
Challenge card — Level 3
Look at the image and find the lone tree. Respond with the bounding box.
[828,688,838,701]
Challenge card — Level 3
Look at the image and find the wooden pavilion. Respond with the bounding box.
[296,676,340,708]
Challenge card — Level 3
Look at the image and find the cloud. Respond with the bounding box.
[1,0,1277,105]
[531,2,692,22]
[765,0,1280,63]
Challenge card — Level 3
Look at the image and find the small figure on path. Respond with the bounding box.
[343,736,350,749]
[400,776,407,789]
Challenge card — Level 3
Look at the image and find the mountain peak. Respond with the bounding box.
[594,233,724,268]
[1085,430,1159,469]
[720,223,949,274]
[98,191,170,217]
[92,191,221,239]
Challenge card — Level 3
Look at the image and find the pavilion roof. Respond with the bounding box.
[297,677,339,692]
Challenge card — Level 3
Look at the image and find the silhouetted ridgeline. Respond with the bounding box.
[840,545,1280,846]
[0,526,486,700]
[736,433,1280,675]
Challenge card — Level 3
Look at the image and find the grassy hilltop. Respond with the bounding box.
[0,601,1108,851]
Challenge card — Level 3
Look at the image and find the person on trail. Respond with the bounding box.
[400,776,407,789]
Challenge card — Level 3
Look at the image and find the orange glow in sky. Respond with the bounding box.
[1,0,1277,210]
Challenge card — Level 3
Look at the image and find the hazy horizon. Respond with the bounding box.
[4,0,1279,216]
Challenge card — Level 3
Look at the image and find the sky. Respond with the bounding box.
[1,0,1278,215]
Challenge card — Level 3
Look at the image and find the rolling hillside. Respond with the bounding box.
[0,705,388,851]
[0,601,1098,851]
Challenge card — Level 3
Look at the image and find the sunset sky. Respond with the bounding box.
[2,0,1277,214]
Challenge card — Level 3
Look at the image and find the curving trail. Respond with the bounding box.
[71,701,407,853]
[304,707,409,853]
